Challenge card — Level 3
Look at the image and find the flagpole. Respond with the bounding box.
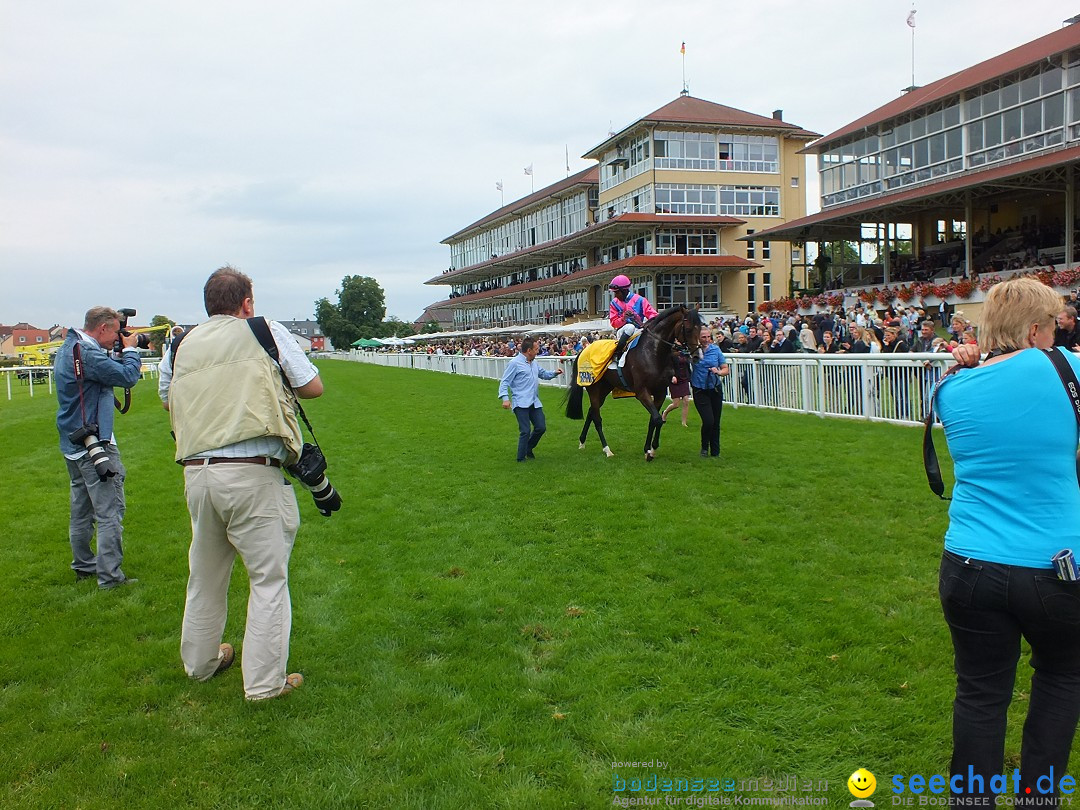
[680,41,688,95]
[911,14,915,88]
[908,5,917,89]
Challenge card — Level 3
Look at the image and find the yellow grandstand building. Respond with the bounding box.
[426,94,818,329]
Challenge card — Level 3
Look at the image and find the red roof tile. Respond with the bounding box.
[585,95,819,158]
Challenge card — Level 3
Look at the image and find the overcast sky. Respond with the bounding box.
[0,0,1072,328]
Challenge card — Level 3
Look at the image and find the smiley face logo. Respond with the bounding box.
[847,768,877,799]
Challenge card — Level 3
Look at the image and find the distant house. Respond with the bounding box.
[288,332,313,353]
[413,303,454,332]
[277,319,329,351]
[1,328,51,357]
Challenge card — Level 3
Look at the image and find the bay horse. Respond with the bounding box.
[565,305,704,461]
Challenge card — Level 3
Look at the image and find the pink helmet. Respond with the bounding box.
[609,274,631,290]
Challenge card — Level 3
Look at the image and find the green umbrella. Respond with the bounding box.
[352,338,383,347]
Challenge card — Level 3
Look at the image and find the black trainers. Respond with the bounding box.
[100,577,139,590]
[75,570,96,583]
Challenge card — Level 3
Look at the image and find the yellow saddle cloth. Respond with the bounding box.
[576,339,635,397]
[577,340,615,386]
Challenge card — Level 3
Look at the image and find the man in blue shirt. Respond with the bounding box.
[54,307,143,588]
[498,337,563,461]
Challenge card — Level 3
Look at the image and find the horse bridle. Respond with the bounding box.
[644,308,700,352]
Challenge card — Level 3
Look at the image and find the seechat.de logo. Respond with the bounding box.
[849,768,877,808]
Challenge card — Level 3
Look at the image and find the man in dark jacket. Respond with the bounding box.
[1055,306,1080,352]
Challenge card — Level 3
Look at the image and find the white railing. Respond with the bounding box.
[334,350,957,426]
[1,362,161,401]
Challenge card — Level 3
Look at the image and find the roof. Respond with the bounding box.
[426,254,760,310]
[812,23,1080,151]
[584,95,820,159]
[746,143,1080,242]
[430,212,745,285]
[442,166,599,243]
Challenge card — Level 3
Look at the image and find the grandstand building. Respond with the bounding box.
[751,20,1080,292]
[426,95,818,329]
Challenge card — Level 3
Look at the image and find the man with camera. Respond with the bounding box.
[55,307,144,588]
[159,266,324,701]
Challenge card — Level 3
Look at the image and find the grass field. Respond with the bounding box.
[0,359,1060,809]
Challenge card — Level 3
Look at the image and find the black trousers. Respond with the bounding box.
[692,387,723,456]
[939,551,1080,806]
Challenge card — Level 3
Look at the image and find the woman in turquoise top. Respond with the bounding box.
[935,277,1080,803]
[690,327,729,458]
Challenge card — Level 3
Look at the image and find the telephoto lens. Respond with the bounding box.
[68,424,118,482]
[286,443,342,517]
[301,476,342,517]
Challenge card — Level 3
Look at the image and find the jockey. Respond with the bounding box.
[608,275,657,359]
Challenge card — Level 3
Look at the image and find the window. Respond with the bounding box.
[747,273,757,309]
[654,183,717,215]
[746,229,755,260]
[653,130,717,170]
[791,177,799,187]
[761,241,771,260]
[718,185,780,216]
[717,134,780,172]
[656,229,718,255]
[763,272,772,301]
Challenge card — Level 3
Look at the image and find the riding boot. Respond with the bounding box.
[614,333,629,361]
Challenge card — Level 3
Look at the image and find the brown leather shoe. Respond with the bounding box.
[213,643,234,677]
[279,673,303,696]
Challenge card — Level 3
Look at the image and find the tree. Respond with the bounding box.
[315,275,386,349]
[420,320,442,334]
[148,314,175,357]
[379,316,414,338]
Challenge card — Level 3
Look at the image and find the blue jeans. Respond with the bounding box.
[939,551,1080,805]
[513,406,546,461]
[65,446,128,586]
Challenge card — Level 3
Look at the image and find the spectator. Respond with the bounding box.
[933,277,1080,804]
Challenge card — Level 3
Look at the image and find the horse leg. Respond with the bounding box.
[590,385,614,457]
[578,411,593,449]
[592,408,614,457]
[636,389,664,461]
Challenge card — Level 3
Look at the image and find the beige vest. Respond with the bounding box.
[169,316,303,464]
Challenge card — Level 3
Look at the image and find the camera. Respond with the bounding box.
[68,424,118,481]
[115,308,151,352]
[286,443,342,517]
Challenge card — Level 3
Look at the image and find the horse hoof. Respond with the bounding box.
[603,447,614,458]
[579,443,587,450]
[645,453,655,462]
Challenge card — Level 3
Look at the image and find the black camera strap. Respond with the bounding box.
[1042,347,1080,487]
[246,317,322,448]
[923,348,1080,499]
[922,364,963,500]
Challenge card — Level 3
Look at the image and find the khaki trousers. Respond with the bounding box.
[180,463,300,699]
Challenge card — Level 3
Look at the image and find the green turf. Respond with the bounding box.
[0,360,1058,808]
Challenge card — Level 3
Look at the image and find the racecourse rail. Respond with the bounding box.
[335,350,960,427]
[3,353,958,427]
[0,362,160,402]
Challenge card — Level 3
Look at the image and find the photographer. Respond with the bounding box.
[54,307,142,589]
[935,277,1080,804]
[159,266,323,701]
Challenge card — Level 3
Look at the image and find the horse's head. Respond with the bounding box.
[677,307,706,357]
[644,305,705,356]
